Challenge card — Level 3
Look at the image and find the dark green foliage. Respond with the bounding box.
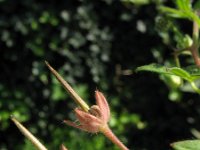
[1,0,200,150]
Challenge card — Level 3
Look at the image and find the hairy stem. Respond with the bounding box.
[45,61,89,112]
[101,126,129,150]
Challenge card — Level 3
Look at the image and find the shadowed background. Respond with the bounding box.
[1,0,200,150]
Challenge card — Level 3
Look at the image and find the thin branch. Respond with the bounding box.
[189,13,200,67]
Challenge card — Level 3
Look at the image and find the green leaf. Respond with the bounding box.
[136,63,173,75]
[136,63,190,79]
[122,0,150,5]
[171,140,200,150]
[136,64,200,94]
[184,65,200,80]
[170,68,191,81]
[184,65,200,75]
[159,6,188,18]
[159,4,200,27]
[175,0,191,11]
[136,63,200,81]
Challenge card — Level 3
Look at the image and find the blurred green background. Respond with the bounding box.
[1,0,200,150]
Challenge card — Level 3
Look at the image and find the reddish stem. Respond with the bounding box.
[60,144,68,150]
[101,126,129,150]
[190,45,200,67]
[190,15,200,67]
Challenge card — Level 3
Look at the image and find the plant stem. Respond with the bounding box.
[11,116,48,150]
[174,53,181,67]
[190,81,200,94]
[190,15,200,67]
[60,144,68,150]
[101,126,129,150]
[45,61,90,112]
[190,45,200,67]
[193,15,199,41]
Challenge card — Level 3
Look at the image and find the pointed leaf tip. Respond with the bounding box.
[45,61,89,112]
[11,117,47,150]
[171,140,200,150]
[60,144,68,150]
